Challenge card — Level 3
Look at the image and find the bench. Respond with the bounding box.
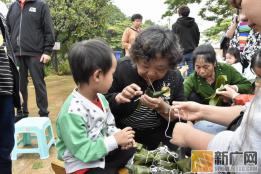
[51,159,129,174]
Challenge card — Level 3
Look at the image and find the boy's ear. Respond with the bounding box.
[93,69,102,82]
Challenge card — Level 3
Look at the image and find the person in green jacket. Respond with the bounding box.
[184,44,252,106]
[183,44,252,135]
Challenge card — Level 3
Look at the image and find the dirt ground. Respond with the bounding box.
[12,75,75,174]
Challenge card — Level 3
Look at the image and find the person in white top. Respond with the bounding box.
[0,1,8,17]
[225,47,243,74]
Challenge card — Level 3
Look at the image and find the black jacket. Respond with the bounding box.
[6,0,55,56]
[172,16,200,54]
[0,14,21,108]
[105,58,185,128]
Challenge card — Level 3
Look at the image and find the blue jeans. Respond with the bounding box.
[194,120,227,135]
[0,96,15,174]
[179,52,194,75]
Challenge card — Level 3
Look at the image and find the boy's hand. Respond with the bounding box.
[115,83,143,104]
[121,139,136,150]
[114,127,135,146]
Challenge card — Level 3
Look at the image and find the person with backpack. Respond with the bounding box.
[121,14,142,57]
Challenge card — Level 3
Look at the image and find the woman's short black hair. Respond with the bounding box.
[192,44,217,66]
[131,14,143,21]
[68,39,113,85]
[178,5,190,17]
[251,49,261,70]
[226,47,241,63]
[130,26,182,68]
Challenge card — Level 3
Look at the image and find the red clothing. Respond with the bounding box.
[234,94,254,105]
[70,168,89,174]
[92,97,103,111]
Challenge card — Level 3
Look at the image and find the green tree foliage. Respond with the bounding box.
[103,3,129,51]
[46,0,117,74]
[1,0,11,3]
[47,0,111,56]
[163,0,237,38]
[103,5,156,51]
[143,20,156,28]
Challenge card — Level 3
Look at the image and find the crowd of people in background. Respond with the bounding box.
[225,9,261,82]
[1,0,261,173]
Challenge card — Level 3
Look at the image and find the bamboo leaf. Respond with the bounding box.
[207,75,227,105]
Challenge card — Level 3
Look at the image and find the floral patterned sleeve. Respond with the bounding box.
[229,26,239,48]
[241,31,261,61]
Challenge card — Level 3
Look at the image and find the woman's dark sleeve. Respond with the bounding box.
[105,66,122,115]
[170,71,185,102]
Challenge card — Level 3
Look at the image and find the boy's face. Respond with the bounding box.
[136,56,169,84]
[99,55,117,93]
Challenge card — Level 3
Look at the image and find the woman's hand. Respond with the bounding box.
[139,94,162,110]
[171,122,214,150]
[170,101,203,121]
[216,84,239,99]
[170,122,192,147]
[115,83,143,104]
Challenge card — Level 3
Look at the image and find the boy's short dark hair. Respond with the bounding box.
[131,14,143,21]
[130,26,182,68]
[68,39,113,85]
[178,5,190,17]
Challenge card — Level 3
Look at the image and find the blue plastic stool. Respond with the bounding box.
[11,117,55,160]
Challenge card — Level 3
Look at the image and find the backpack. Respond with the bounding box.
[240,55,249,73]
[227,111,244,131]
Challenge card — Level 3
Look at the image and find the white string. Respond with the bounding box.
[134,97,140,102]
[147,75,156,92]
[146,145,180,173]
[145,150,151,164]
[165,107,181,139]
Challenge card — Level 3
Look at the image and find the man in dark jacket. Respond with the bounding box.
[0,12,21,174]
[172,5,200,75]
[7,0,55,117]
